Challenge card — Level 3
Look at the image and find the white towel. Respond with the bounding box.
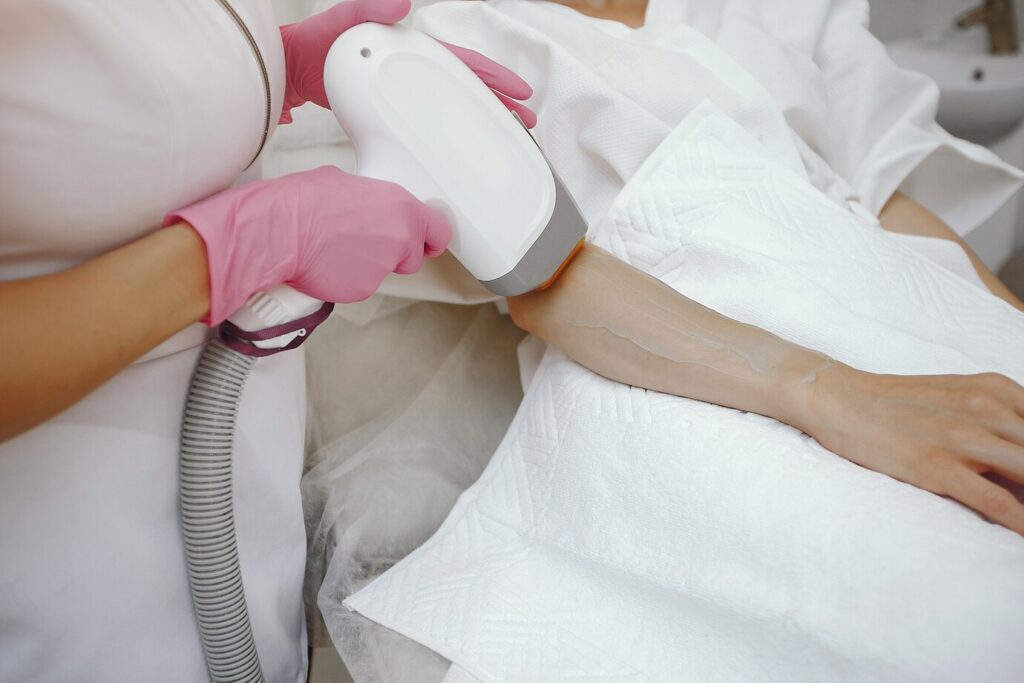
[345,102,1024,682]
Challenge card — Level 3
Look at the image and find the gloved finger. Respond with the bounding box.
[493,91,538,129]
[317,0,410,36]
[421,204,452,258]
[394,246,426,275]
[439,41,533,100]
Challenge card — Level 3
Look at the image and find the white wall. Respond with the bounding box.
[868,0,1024,42]
[867,0,1024,269]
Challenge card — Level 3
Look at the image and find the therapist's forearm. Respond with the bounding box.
[507,243,830,433]
[0,224,210,442]
[878,191,1024,313]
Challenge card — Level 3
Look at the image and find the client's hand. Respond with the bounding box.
[806,366,1024,534]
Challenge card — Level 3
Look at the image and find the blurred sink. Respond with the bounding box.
[888,34,1024,144]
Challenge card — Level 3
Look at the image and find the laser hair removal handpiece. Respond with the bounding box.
[324,22,587,296]
[179,24,586,683]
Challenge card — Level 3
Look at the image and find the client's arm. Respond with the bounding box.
[879,191,1024,313]
[509,243,1024,535]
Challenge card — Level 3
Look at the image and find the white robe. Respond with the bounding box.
[643,0,1023,234]
[0,2,307,680]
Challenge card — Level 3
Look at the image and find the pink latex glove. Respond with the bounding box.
[166,166,450,325]
[278,0,537,127]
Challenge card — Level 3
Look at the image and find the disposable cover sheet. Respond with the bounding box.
[345,99,1024,681]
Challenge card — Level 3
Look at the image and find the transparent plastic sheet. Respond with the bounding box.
[301,299,525,681]
[319,566,452,683]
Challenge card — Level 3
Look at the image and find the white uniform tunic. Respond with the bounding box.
[0,1,307,681]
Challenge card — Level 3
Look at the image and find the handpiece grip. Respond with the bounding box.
[225,285,326,352]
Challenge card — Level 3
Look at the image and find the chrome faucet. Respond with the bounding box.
[956,0,1019,54]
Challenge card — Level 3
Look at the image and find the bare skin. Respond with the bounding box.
[0,224,210,441]
[4,192,1024,536]
[509,243,1024,535]
[2,1,1020,532]
[4,210,1023,536]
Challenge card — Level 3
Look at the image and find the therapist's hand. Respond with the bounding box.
[166,166,450,325]
[804,366,1024,535]
[278,0,537,127]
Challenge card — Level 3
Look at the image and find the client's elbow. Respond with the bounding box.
[506,293,535,333]
[507,241,597,333]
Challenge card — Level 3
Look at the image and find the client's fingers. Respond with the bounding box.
[970,435,1024,484]
[440,42,534,100]
[494,91,538,129]
[992,413,1024,449]
[945,467,1024,535]
[986,372,1024,418]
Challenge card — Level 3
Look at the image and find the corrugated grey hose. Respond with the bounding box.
[179,339,265,683]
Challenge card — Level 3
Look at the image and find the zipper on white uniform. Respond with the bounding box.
[214,0,273,168]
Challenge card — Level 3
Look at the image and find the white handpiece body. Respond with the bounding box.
[323,23,575,290]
